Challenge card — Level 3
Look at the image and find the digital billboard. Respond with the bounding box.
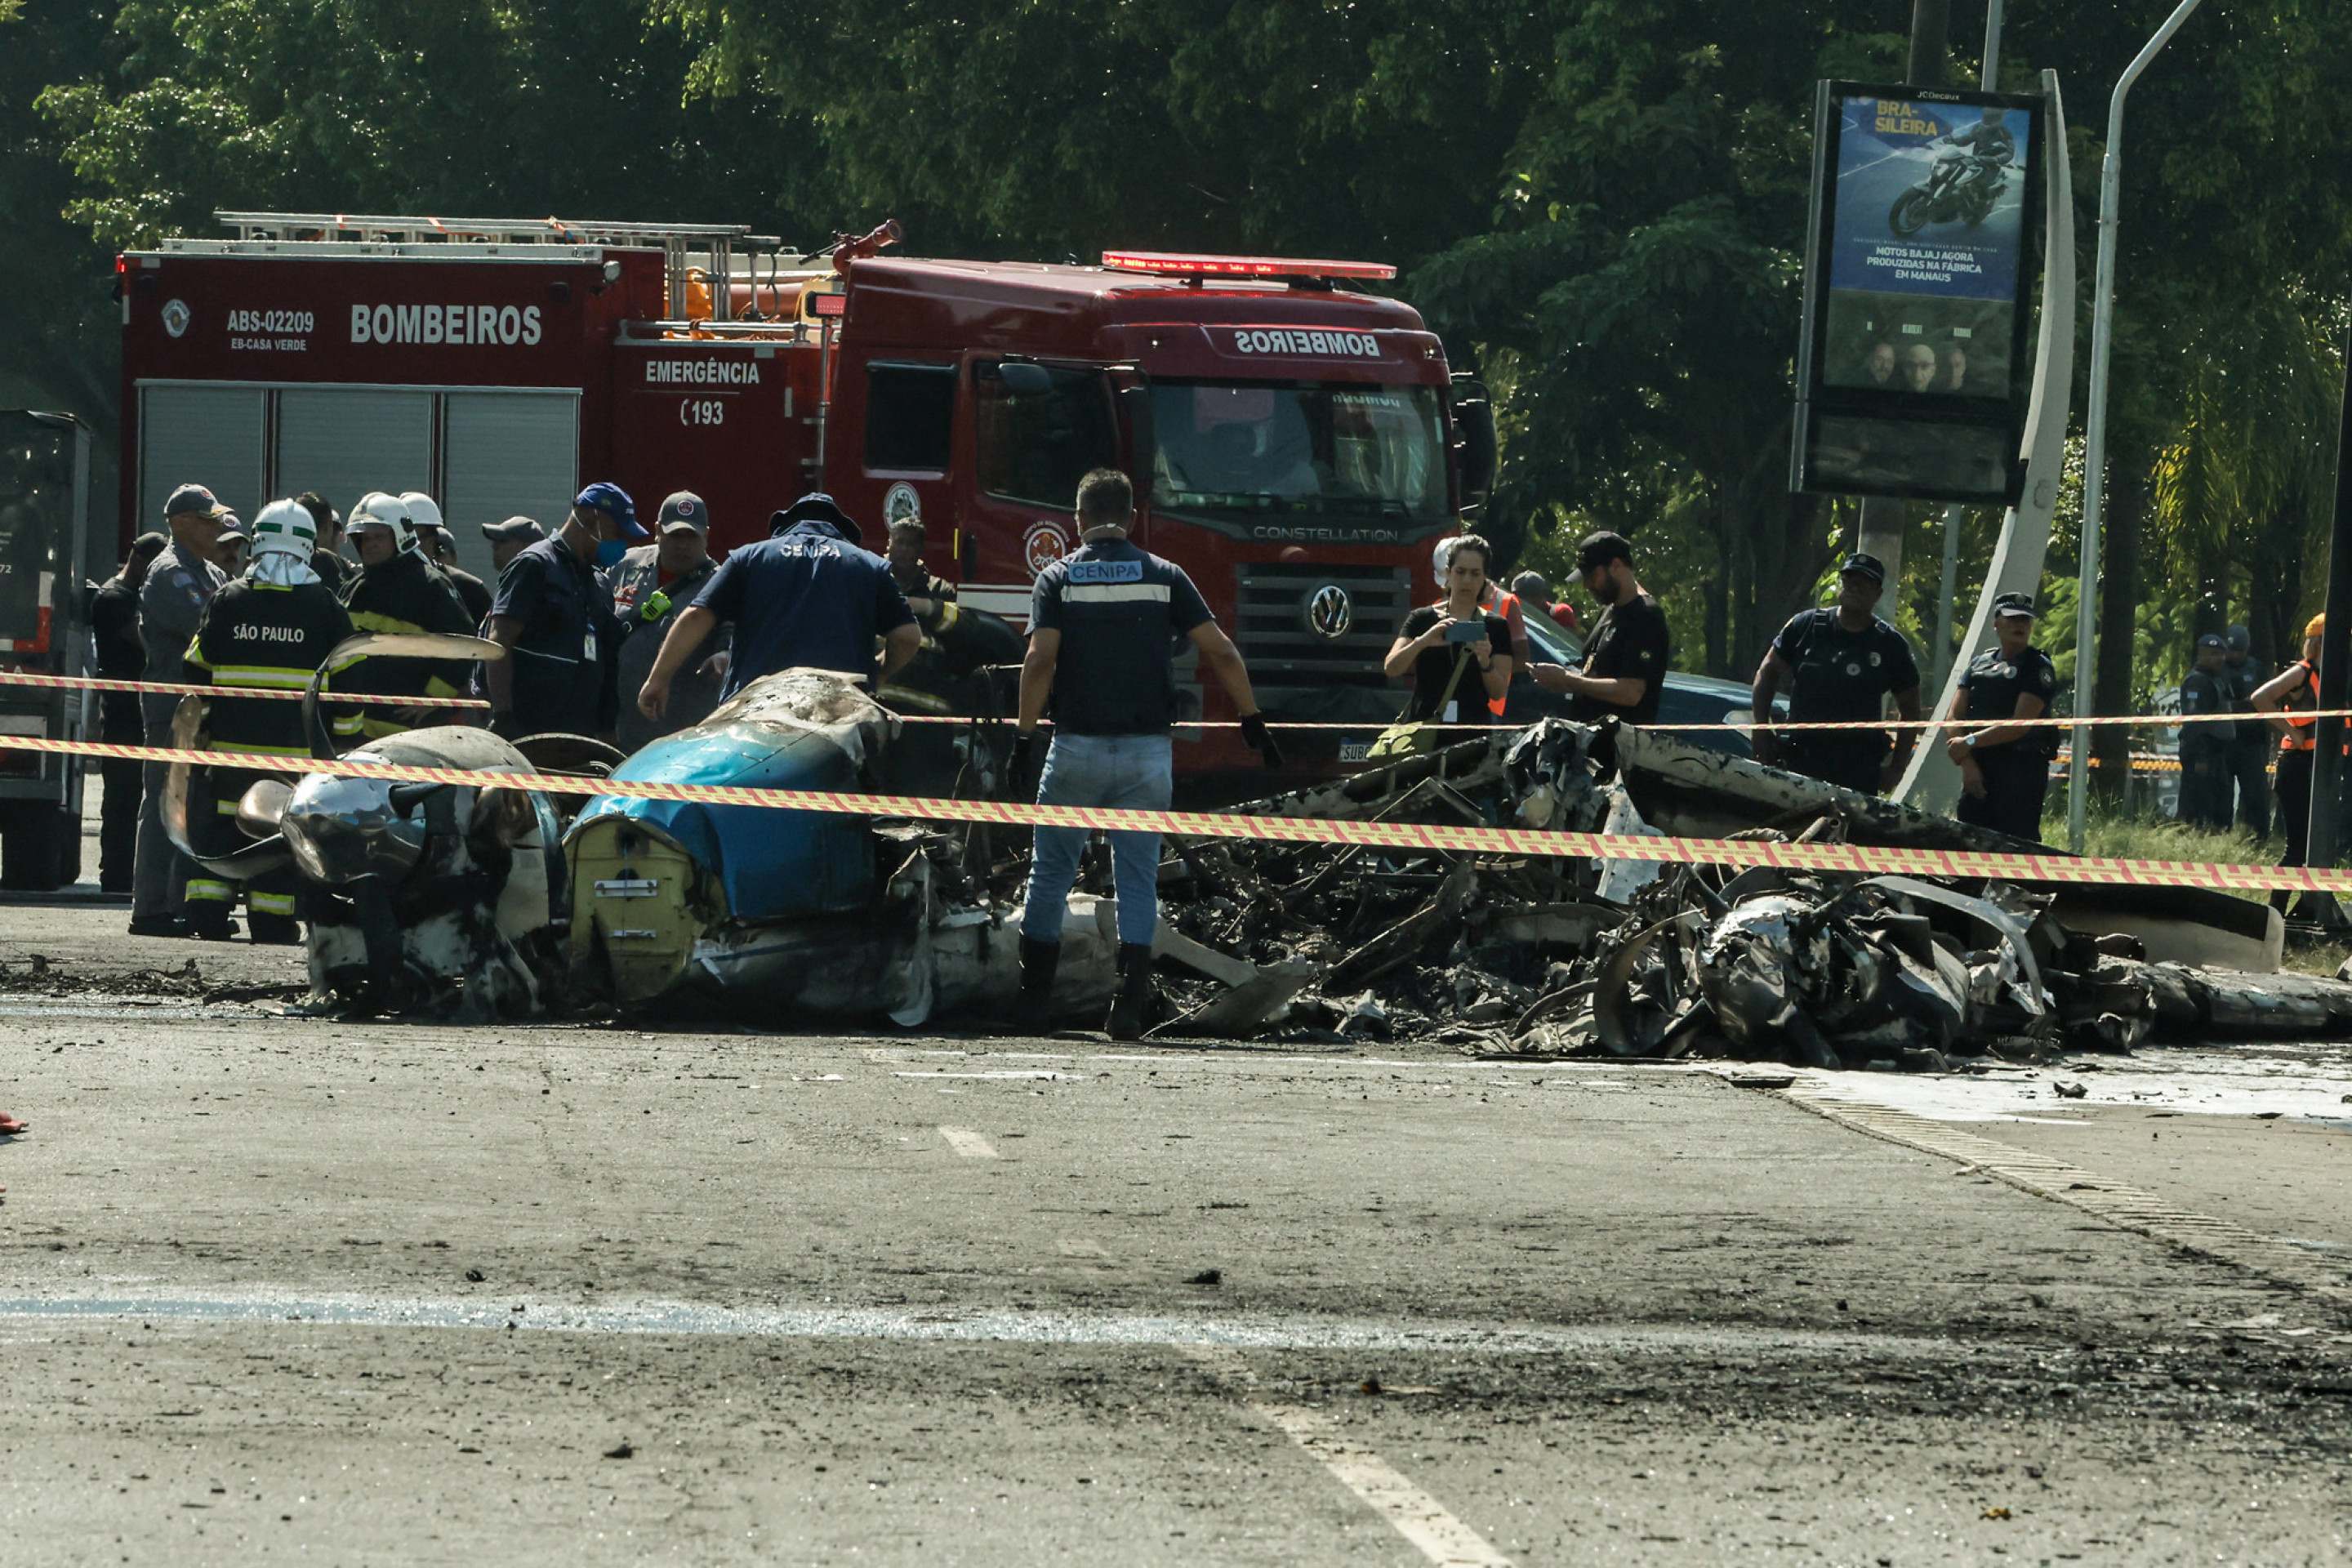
[1793,81,2047,505]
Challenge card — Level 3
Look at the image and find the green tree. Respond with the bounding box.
[40,1,807,248]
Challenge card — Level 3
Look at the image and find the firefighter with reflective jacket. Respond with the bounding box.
[337,491,474,739]
[184,499,357,942]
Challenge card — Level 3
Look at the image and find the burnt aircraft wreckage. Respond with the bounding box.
[164,633,582,1018]
[179,644,2352,1060]
[564,668,2352,1062]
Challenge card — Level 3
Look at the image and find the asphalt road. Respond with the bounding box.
[2,901,2349,1566]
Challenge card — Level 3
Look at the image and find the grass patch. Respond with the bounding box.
[2056,808,2274,874]
[2046,804,2350,974]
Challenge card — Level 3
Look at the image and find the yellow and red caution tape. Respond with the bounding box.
[2,731,2341,896]
[0,669,490,710]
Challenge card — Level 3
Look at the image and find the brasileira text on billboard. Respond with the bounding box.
[1793,81,2047,506]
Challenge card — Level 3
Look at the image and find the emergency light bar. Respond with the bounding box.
[1101,250,1396,283]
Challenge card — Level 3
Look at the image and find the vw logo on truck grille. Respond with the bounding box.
[1305,583,1354,640]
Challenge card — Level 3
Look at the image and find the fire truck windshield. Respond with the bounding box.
[1147,381,1448,534]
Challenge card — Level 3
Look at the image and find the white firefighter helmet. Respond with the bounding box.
[247,497,318,562]
[399,491,446,533]
[349,491,417,554]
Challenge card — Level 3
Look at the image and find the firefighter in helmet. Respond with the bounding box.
[337,491,476,739]
[183,498,358,942]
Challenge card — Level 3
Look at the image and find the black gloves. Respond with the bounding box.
[1239,712,1285,771]
[1007,731,1040,800]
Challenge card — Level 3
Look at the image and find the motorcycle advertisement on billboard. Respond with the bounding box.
[1793,82,2047,506]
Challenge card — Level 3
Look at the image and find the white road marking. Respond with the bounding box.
[0,1294,1960,1356]
[898,1070,1080,1081]
[1181,1344,1514,1568]
[936,1125,999,1159]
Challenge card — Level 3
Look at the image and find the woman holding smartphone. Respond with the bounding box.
[1384,535,1516,726]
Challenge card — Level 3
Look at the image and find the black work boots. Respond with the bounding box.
[1013,935,1061,1019]
[1106,943,1156,1041]
[1013,935,1156,1040]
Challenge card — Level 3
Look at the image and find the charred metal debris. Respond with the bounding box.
[1054,719,2352,1066]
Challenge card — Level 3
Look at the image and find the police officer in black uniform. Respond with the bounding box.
[1751,552,1924,793]
[2177,632,2235,830]
[2221,624,2271,836]
[90,532,168,894]
[1942,592,2060,842]
[184,499,356,942]
[485,483,637,739]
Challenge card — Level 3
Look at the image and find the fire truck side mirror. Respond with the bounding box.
[1451,374,1497,511]
[996,363,1053,397]
[1115,379,1156,489]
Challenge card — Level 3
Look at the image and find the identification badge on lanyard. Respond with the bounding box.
[583,628,598,662]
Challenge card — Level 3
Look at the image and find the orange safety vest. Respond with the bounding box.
[2281,662,2319,752]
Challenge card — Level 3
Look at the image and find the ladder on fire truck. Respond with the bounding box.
[209,211,788,321]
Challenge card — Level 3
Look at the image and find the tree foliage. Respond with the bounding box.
[10,0,2352,720]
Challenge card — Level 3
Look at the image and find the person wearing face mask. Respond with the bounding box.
[636,492,916,723]
[1530,531,1669,726]
[338,490,476,742]
[484,483,638,740]
[611,491,730,752]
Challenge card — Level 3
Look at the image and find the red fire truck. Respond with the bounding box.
[118,212,1494,782]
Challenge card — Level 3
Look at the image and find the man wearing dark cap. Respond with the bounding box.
[1530,531,1669,726]
[1751,552,1923,793]
[1941,593,2060,842]
[482,516,546,577]
[90,532,169,895]
[2221,624,2271,837]
[636,492,920,721]
[2178,631,2235,831]
[210,515,251,577]
[611,491,729,751]
[485,483,639,738]
[131,484,232,937]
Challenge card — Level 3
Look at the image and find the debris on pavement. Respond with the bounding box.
[166,658,2352,1064]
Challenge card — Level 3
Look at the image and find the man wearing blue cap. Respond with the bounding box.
[635,492,919,720]
[485,483,639,738]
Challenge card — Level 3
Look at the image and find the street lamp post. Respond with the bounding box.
[2068,0,2207,852]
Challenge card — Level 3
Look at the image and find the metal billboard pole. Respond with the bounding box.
[1930,0,2007,690]
[2068,0,2207,853]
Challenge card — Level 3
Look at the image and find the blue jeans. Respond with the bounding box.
[1021,733,1173,947]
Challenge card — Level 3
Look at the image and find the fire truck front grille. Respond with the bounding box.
[1232,563,1414,686]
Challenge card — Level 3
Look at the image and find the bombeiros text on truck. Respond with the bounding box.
[116,212,1499,789]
